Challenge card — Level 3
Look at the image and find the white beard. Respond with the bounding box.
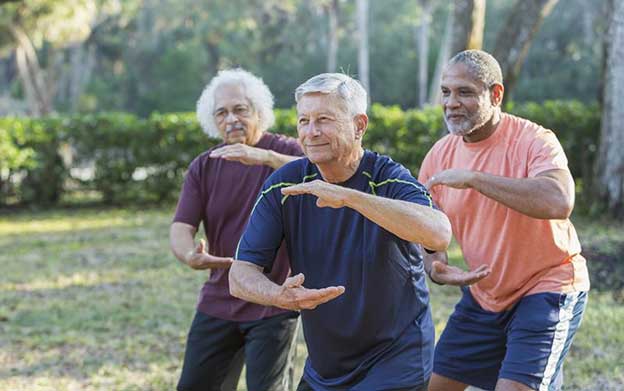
[445,103,495,137]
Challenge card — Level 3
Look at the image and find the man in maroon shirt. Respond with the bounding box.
[170,68,303,391]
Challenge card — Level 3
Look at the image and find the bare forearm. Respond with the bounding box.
[169,223,197,264]
[345,190,451,251]
[229,261,282,307]
[422,249,448,275]
[265,150,299,169]
[470,171,574,219]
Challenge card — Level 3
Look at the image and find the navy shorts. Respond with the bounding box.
[433,287,587,391]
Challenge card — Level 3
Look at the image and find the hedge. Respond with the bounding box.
[0,100,600,206]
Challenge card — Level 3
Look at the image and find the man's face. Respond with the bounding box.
[213,83,261,145]
[440,63,496,137]
[296,93,358,165]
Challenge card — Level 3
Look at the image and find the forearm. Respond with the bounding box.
[345,190,451,251]
[265,150,299,169]
[470,171,573,219]
[229,261,282,307]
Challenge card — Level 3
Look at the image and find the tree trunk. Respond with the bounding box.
[428,3,453,106]
[492,0,559,102]
[10,24,52,116]
[595,0,624,217]
[326,0,339,72]
[415,0,432,108]
[450,0,485,56]
[356,0,369,95]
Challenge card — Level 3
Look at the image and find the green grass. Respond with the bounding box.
[0,207,622,390]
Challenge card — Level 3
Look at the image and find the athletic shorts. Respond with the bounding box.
[433,287,587,391]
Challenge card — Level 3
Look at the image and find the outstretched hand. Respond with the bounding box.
[185,239,233,270]
[281,180,349,208]
[209,144,269,166]
[426,169,477,190]
[273,273,345,311]
[430,261,490,286]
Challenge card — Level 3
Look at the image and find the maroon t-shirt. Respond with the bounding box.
[173,132,302,321]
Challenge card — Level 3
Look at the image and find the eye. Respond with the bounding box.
[234,105,250,115]
[298,118,309,125]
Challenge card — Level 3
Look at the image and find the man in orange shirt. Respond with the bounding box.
[418,50,590,391]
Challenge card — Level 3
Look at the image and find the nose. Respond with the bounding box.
[306,120,321,137]
[444,93,460,109]
[225,111,239,124]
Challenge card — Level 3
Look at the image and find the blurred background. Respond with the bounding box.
[1,0,623,390]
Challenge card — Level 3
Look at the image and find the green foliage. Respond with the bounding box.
[0,100,601,207]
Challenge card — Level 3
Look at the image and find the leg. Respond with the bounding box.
[177,312,244,391]
[220,348,245,391]
[295,377,314,391]
[242,312,299,391]
[432,287,506,391]
[428,373,468,391]
[499,291,587,391]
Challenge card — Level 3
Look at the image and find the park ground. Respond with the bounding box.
[0,206,622,391]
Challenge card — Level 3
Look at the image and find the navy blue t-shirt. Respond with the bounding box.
[236,150,435,390]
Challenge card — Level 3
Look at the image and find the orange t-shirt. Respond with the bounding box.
[418,113,590,312]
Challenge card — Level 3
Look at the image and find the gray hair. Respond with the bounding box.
[294,73,368,115]
[448,50,503,88]
[196,68,275,137]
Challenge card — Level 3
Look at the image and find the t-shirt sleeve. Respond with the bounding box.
[527,129,570,177]
[235,177,285,273]
[385,163,436,209]
[173,157,204,227]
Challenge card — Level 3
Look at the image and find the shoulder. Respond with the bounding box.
[186,144,224,174]
[502,113,562,149]
[264,156,313,187]
[368,151,418,183]
[262,132,303,156]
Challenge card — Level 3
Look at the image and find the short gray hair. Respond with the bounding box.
[448,50,503,88]
[196,68,275,137]
[294,73,368,115]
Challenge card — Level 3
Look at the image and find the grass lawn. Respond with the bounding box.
[1,206,622,390]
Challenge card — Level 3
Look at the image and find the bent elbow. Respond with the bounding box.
[549,197,574,220]
[425,214,452,252]
[228,263,244,299]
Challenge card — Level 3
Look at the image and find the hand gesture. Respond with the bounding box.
[429,261,490,286]
[426,169,476,190]
[185,239,233,270]
[209,144,269,166]
[274,273,345,311]
[281,180,349,208]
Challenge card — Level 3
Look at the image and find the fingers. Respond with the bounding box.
[297,285,345,309]
[196,239,205,254]
[281,183,311,196]
[284,273,305,288]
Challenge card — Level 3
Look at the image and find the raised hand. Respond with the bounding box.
[209,144,269,166]
[185,239,233,270]
[426,169,477,190]
[273,273,345,311]
[430,261,490,286]
[281,180,350,208]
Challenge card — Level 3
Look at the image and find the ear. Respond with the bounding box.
[490,83,504,106]
[353,114,368,140]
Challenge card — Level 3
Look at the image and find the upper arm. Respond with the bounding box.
[235,179,285,273]
[173,158,205,227]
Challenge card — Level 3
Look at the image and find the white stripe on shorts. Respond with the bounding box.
[539,292,580,391]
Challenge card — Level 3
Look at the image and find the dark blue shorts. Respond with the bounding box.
[433,287,587,391]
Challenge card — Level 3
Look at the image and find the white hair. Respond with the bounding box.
[294,73,368,115]
[196,68,275,137]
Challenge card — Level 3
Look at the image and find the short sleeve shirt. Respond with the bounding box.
[237,150,436,390]
[418,113,590,312]
[173,132,303,321]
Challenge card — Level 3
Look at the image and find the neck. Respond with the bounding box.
[316,147,364,184]
[463,109,502,143]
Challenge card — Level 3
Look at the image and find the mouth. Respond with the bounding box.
[305,143,330,148]
[446,113,466,122]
